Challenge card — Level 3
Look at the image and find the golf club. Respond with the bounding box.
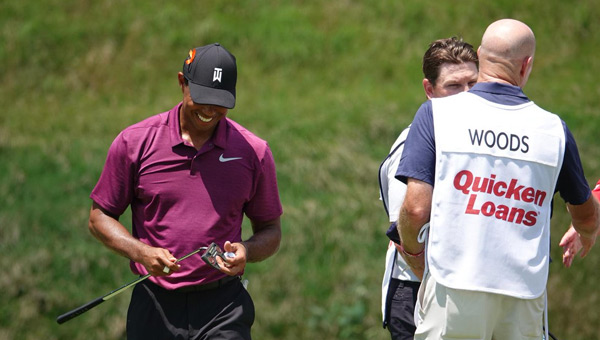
[201,242,236,270]
[56,246,209,324]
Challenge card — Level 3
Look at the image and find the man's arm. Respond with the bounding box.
[244,217,282,262]
[88,201,180,276]
[397,178,433,279]
[562,195,600,259]
[559,225,582,268]
[220,217,282,276]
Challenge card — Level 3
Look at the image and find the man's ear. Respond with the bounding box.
[178,72,186,91]
[520,56,533,77]
[519,56,534,87]
[423,78,434,99]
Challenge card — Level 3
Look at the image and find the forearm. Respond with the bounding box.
[243,218,281,262]
[397,179,432,253]
[396,199,429,280]
[397,207,427,254]
[569,196,600,239]
[88,202,150,263]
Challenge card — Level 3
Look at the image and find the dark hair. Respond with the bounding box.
[422,37,478,86]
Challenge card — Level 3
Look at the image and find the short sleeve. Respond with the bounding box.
[555,123,591,205]
[90,132,135,216]
[395,101,436,185]
[243,144,283,222]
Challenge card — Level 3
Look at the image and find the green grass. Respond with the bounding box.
[2,0,600,339]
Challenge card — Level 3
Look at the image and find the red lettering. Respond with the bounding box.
[481,201,495,216]
[505,179,524,200]
[522,187,535,203]
[495,204,509,221]
[454,170,473,194]
[465,194,480,214]
[535,191,546,207]
[473,177,489,193]
[508,207,526,224]
[524,211,537,226]
[493,181,507,196]
[453,170,547,227]
[486,174,497,194]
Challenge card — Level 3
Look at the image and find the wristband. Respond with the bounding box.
[398,242,424,258]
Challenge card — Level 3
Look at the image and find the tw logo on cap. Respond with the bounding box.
[182,43,237,109]
[213,68,222,82]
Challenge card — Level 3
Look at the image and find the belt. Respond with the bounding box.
[175,276,240,293]
[391,278,420,288]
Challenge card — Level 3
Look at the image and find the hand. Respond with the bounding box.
[559,225,584,268]
[395,242,425,280]
[216,241,247,276]
[138,246,180,277]
[578,232,597,259]
[399,251,425,280]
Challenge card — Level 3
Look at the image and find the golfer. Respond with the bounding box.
[89,43,282,339]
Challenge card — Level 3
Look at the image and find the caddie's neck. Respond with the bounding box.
[476,54,534,89]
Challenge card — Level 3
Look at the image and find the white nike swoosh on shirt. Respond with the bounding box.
[219,154,243,162]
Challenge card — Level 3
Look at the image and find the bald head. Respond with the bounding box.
[478,19,536,87]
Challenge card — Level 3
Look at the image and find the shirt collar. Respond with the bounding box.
[469,82,530,105]
[169,102,184,148]
[168,102,228,149]
[212,115,228,149]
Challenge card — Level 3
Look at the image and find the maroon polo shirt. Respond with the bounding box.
[91,102,282,289]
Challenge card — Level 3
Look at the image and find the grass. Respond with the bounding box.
[2,0,600,339]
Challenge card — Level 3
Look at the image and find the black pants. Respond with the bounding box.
[386,278,420,340]
[127,278,255,340]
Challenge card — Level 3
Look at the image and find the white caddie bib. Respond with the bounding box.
[428,92,565,299]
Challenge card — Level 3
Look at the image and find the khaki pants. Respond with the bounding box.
[414,273,544,340]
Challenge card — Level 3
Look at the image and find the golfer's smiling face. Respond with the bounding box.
[178,74,228,136]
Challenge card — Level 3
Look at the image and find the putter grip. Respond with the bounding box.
[56,296,105,324]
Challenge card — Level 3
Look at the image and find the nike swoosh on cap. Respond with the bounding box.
[219,154,243,162]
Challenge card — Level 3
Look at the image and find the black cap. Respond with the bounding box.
[182,43,237,109]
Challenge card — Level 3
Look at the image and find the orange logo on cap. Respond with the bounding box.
[185,49,196,65]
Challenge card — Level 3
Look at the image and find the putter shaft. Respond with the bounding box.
[57,246,207,324]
